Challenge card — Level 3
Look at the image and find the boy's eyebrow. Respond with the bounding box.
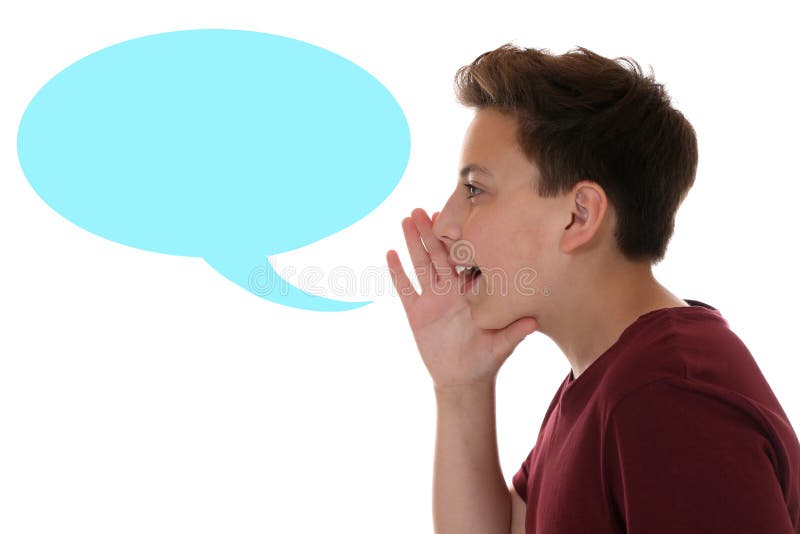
[459,163,494,182]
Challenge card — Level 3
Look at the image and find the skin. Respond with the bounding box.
[387,107,688,386]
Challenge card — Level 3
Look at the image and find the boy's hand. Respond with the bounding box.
[386,208,538,390]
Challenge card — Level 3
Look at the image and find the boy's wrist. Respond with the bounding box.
[434,378,496,398]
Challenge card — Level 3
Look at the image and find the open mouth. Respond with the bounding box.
[455,265,482,290]
[455,265,481,277]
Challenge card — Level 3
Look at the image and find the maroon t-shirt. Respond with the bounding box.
[512,299,800,533]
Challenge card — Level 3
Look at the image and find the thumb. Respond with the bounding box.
[494,317,539,359]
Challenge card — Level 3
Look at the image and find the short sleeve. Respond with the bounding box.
[604,379,796,533]
[512,446,535,503]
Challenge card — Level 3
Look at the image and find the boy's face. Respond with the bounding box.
[433,108,567,330]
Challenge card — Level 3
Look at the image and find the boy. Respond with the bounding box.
[386,44,800,533]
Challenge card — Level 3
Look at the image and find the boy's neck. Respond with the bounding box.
[542,262,688,381]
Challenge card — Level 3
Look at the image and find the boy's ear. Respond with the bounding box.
[559,182,608,254]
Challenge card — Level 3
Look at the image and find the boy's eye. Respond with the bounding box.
[463,183,483,199]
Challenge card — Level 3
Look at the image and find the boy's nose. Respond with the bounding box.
[432,208,459,251]
[431,210,450,244]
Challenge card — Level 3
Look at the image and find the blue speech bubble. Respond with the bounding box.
[17,29,409,311]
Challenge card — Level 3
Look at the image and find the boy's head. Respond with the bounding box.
[432,44,698,330]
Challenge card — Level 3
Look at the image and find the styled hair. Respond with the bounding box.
[454,44,698,264]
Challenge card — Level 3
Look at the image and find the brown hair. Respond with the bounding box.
[454,44,698,264]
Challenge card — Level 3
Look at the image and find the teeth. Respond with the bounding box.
[455,265,476,275]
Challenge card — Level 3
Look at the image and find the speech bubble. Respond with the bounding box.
[17,29,410,311]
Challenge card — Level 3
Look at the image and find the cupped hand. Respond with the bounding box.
[386,208,538,390]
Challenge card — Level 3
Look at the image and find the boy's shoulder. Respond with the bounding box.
[596,300,771,413]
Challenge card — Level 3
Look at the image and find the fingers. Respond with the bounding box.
[410,208,452,287]
[386,249,418,313]
[493,317,539,360]
[431,211,440,224]
[401,215,434,288]
[393,209,450,301]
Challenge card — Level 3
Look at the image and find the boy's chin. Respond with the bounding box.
[472,305,539,333]
[470,306,512,331]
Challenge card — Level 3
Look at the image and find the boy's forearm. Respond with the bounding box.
[433,381,510,534]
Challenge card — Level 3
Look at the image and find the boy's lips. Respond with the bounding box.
[446,239,480,291]
[447,255,477,268]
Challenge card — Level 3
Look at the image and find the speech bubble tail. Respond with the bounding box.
[204,253,372,312]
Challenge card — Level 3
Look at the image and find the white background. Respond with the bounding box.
[1,1,798,532]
